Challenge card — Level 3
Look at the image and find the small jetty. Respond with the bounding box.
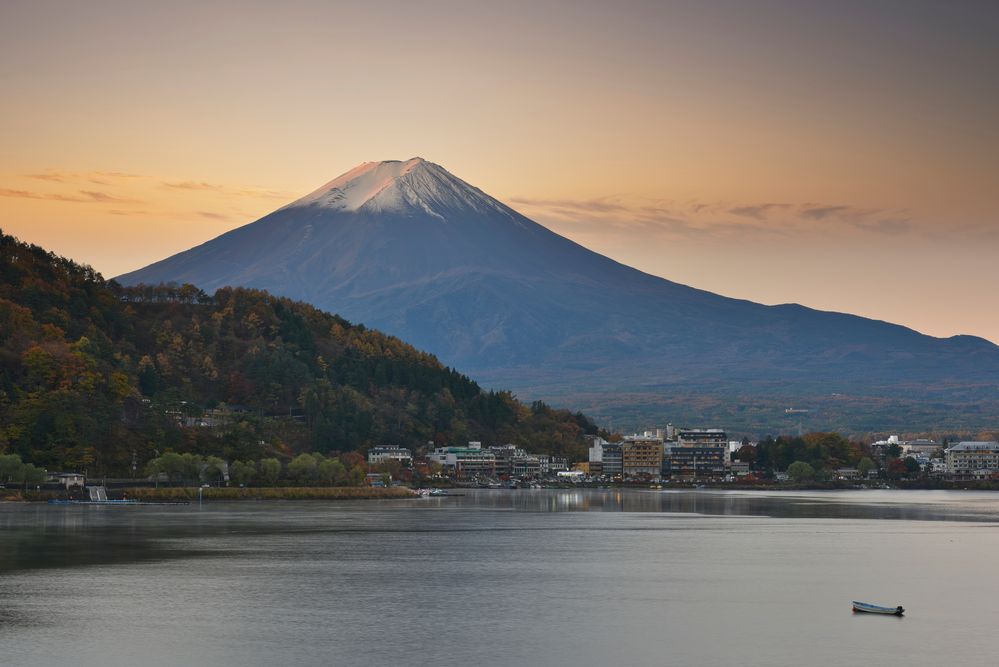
[48,485,189,506]
[852,601,904,616]
[415,488,461,497]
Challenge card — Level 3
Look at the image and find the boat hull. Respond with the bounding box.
[852,601,904,616]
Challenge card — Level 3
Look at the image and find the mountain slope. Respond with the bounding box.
[118,158,999,432]
[0,230,600,474]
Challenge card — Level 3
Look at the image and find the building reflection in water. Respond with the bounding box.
[440,488,999,522]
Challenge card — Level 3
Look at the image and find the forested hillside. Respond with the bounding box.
[0,231,599,475]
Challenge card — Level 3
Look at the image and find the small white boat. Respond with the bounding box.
[852,601,904,616]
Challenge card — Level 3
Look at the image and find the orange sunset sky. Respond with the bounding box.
[2,1,997,342]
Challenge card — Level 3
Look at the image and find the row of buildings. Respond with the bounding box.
[367,433,999,482]
[586,427,734,480]
[872,436,999,480]
[585,429,999,482]
[372,428,737,482]
[368,442,569,480]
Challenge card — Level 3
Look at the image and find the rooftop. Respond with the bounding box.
[947,441,999,452]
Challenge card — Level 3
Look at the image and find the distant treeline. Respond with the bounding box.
[735,432,925,480]
[144,451,380,487]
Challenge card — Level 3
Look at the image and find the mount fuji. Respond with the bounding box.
[119,158,999,431]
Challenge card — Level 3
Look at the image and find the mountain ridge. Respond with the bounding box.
[118,159,999,432]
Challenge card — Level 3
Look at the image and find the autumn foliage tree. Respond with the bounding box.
[755,432,870,475]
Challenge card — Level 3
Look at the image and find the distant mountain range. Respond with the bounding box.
[119,158,999,433]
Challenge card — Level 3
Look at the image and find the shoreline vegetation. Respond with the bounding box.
[0,486,417,502]
[7,479,999,503]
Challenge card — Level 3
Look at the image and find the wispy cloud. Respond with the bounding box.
[851,216,914,234]
[509,195,741,240]
[0,187,143,204]
[104,208,232,221]
[0,188,91,202]
[96,171,141,179]
[106,209,154,216]
[5,168,294,224]
[800,204,860,221]
[79,190,142,204]
[161,181,289,199]
[509,196,631,215]
[23,172,69,183]
[728,203,790,220]
[16,169,288,203]
[161,181,228,192]
[797,203,913,234]
[23,170,142,185]
[507,193,918,242]
[195,211,231,221]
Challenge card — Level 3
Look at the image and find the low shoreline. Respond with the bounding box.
[5,480,999,503]
[1,486,417,503]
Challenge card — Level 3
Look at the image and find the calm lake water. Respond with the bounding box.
[2,489,999,666]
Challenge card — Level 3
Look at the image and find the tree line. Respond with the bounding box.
[736,432,925,481]
[0,453,48,488]
[144,451,373,487]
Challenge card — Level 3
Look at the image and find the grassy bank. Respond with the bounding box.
[0,489,61,502]
[124,486,417,502]
[0,486,417,502]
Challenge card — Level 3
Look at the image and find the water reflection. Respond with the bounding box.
[2,489,997,576]
[432,488,999,522]
[0,519,211,573]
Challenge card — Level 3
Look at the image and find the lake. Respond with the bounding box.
[2,489,998,666]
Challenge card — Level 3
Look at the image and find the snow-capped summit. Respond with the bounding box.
[284,157,510,219]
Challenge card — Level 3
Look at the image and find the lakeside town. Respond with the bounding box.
[5,232,999,500]
[7,423,999,500]
[371,427,999,486]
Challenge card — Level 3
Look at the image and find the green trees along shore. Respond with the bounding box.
[143,451,368,487]
[0,453,47,488]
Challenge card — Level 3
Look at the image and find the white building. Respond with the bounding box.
[48,472,85,489]
[428,444,496,478]
[928,459,948,476]
[945,441,999,478]
[539,455,568,475]
[367,446,413,466]
[588,437,608,465]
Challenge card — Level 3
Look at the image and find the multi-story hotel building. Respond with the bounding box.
[945,441,999,478]
[621,435,664,478]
